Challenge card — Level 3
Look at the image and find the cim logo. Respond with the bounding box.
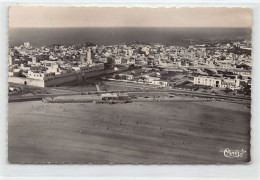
[219,148,247,158]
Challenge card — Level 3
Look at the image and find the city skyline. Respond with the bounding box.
[9,7,252,28]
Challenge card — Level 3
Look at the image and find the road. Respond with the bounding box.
[9,87,250,103]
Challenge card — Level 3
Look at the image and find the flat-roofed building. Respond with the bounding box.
[101,93,118,100]
[194,76,221,87]
[194,76,240,90]
[27,70,55,80]
[151,80,168,87]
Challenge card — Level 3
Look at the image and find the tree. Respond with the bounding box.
[224,87,232,93]
[115,74,120,79]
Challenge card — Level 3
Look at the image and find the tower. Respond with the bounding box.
[8,55,13,66]
[87,50,92,64]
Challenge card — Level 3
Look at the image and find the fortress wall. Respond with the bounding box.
[44,74,79,87]
[8,77,45,87]
[44,70,112,87]
[8,69,118,87]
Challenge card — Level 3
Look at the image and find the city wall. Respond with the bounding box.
[9,69,121,88]
[8,77,45,87]
[44,70,112,87]
[44,73,79,87]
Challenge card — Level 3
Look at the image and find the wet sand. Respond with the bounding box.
[8,101,251,164]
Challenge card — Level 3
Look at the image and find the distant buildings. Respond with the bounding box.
[8,39,251,89]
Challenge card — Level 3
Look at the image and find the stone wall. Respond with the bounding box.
[8,77,44,87]
[8,69,118,87]
[44,69,113,87]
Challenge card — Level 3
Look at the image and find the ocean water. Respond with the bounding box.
[9,27,252,47]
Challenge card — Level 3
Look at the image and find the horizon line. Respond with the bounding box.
[9,26,252,29]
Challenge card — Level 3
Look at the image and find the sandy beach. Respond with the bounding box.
[8,100,250,164]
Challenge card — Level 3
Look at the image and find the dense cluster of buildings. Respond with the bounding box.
[8,42,105,81]
[8,40,251,91]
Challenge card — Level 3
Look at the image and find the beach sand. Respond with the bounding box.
[8,100,251,164]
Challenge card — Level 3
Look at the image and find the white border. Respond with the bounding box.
[1,1,260,179]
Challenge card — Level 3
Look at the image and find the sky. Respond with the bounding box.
[9,7,252,28]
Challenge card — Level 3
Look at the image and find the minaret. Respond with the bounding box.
[87,49,92,64]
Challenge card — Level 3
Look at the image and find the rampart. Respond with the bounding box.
[8,69,117,87]
[8,77,45,87]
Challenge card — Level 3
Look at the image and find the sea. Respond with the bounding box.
[9,27,252,47]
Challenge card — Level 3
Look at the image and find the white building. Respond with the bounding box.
[101,93,118,100]
[233,69,251,78]
[194,76,240,90]
[115,57,122,64]
[8,55,13,66]
[151,80,168,87]
[194,76,222,87]
[23,42,32,49]
[27,70,55,80]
